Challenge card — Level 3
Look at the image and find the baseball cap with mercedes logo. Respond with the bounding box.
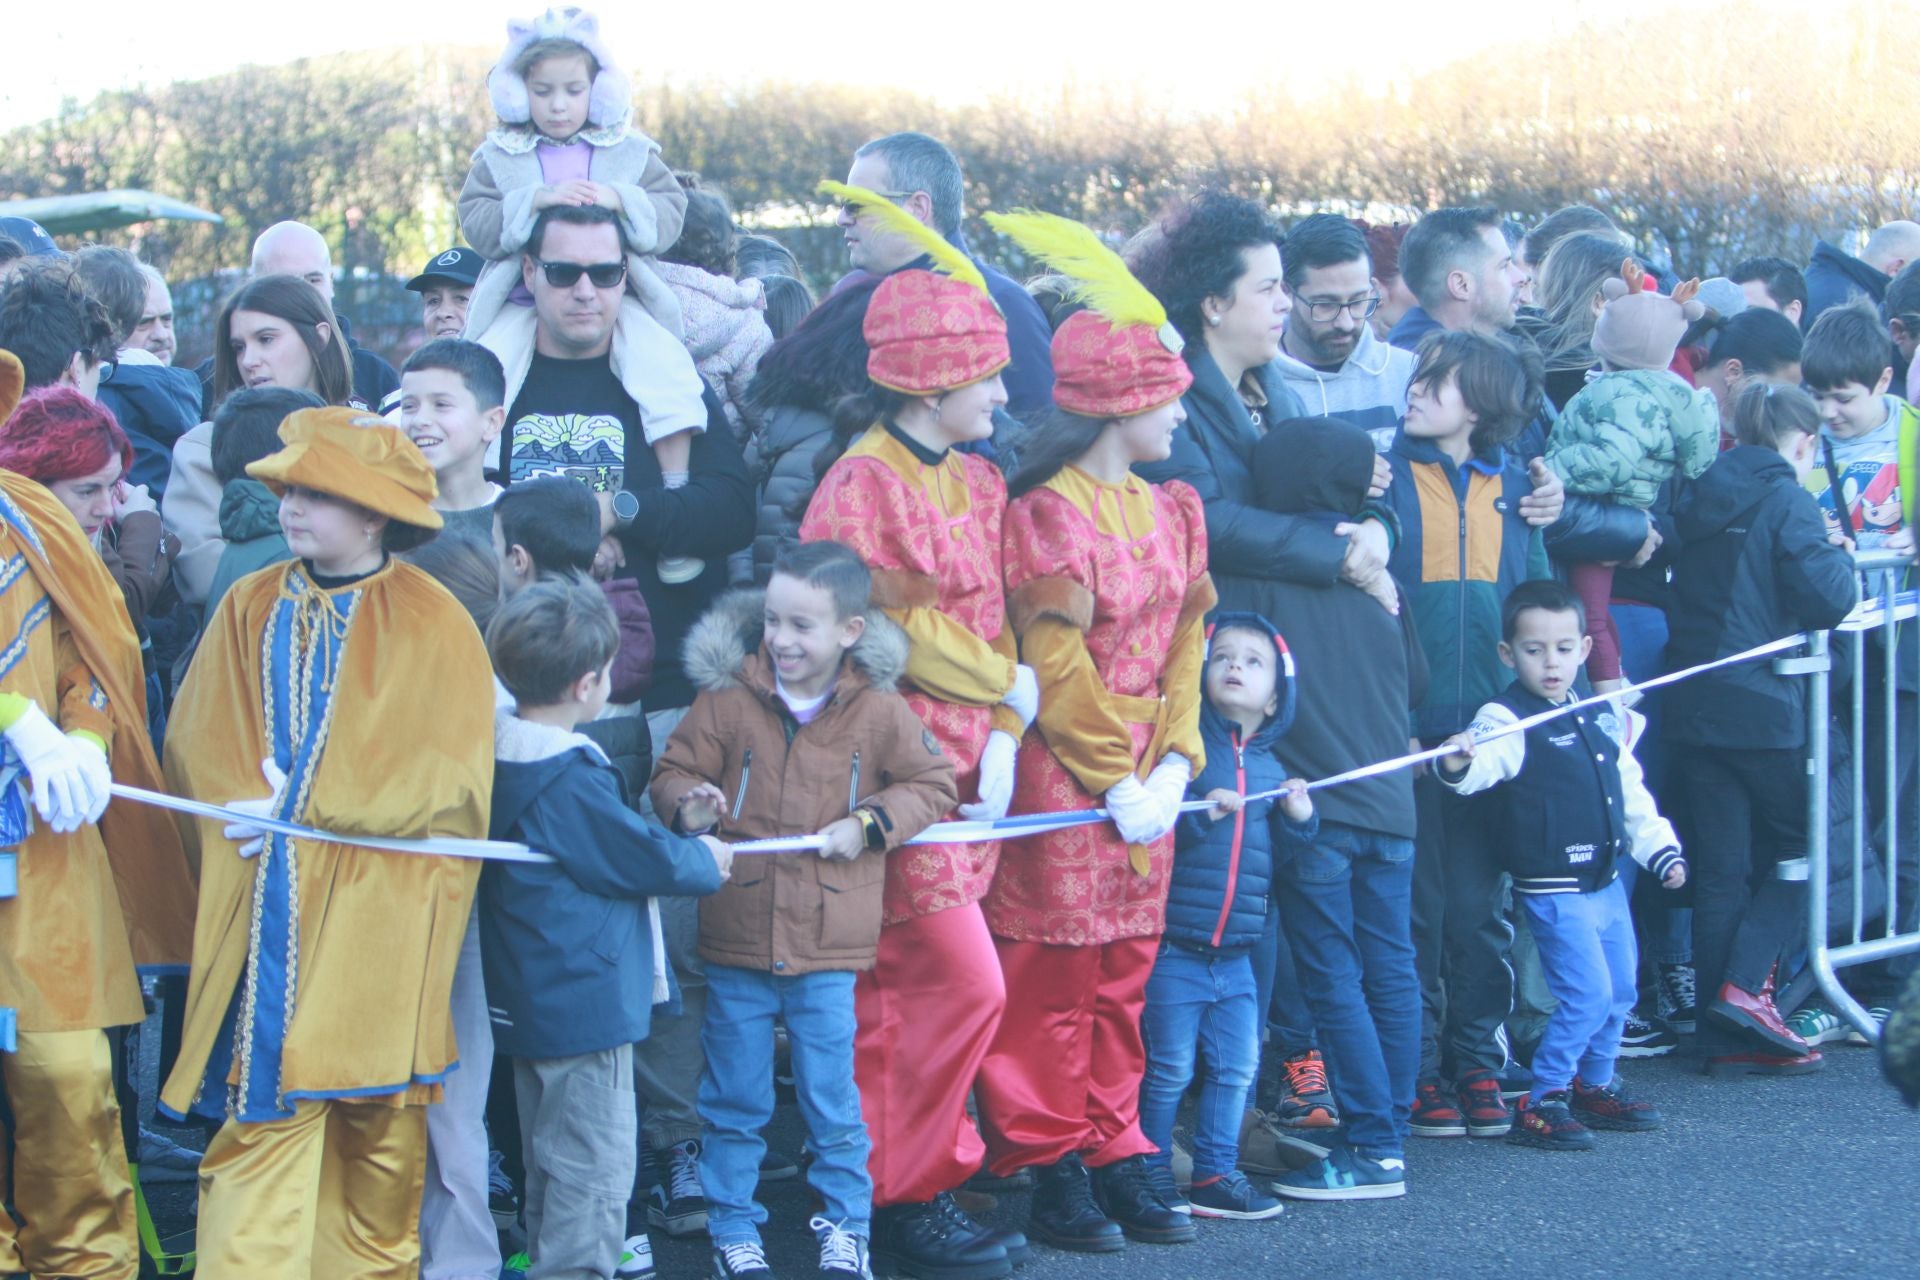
[406,246,482,292]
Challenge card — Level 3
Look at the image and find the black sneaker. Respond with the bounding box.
[650,1139,710,1237]
[712,1237,775,1278]
[870,1194,1011,1280]
[812,1215,873,1278]
[1088,1154,1197,1245]
[1569,1076,1663,1132]
[1618,1011,1678,1059]
[1508,1092,1596,1151]
[1187,1170,1284,1221]
[1657,963,1698,1034]
[488,1148,522,1231]
[1027,1155,1124,1254]
[759,1149,800,1183]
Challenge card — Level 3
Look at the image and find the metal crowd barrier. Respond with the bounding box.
[1801,549,1920,1043]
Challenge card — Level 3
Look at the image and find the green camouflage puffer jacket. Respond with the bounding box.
[1546,369,1720,508]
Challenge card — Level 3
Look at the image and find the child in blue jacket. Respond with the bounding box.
[1140,612,1315,1222]
[483,576,730,1279]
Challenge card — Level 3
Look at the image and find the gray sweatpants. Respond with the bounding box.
[421,907,500,1280]
[515,1046,638,1280]
[637,705,707,1152]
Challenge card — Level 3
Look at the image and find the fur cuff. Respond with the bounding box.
[1009,576,1097,634]
[870,567,941,611]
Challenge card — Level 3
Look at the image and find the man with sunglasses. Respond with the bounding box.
[1273,215,1419,451]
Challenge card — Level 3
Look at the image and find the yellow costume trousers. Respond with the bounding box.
[194,1098,428,1280]
[0,1028,139,1279]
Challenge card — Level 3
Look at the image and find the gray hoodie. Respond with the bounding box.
[1271,321,1418,451]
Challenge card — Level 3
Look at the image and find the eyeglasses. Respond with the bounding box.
[536,259,626,289]
[837,190,916,213]
[1293,293,1382,323]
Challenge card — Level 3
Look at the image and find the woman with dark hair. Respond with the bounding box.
[743,275,882,584]
[161,406,491,1276]
[797,184,1031,1280]
[973,211,1212,1249]
[1695,308,1805,440]
[165,275,358,609]
[1130,192,1397,617]
[1523,231,1638,411]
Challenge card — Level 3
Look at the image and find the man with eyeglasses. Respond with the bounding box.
[1274,215,1419,450]
[835,131,1055,422]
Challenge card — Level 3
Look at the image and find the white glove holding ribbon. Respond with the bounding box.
[1003,664,1040,732]
[223,757,291,858]
[4,702,111,834]
[1143,753,1193,832]
[958,730,1018,821]
[1105,773,1171,845]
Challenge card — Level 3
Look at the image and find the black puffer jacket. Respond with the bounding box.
[747,403,832,586]
[1666,446,1858,749]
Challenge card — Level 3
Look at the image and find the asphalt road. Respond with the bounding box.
[135,1032,1916,1280]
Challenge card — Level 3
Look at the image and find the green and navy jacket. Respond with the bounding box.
[1383,431,1550,741]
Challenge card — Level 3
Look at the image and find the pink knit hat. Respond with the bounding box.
[1591,260,1705,371]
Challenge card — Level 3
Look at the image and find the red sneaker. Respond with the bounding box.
[1706,981,1809,1058]
[1570,1076,1662,1131]
[1410,1081,1467,1138]
[1456,1068,1513,1137]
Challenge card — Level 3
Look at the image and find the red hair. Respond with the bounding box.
[0,386,134,485]
[1354,220,1410,281]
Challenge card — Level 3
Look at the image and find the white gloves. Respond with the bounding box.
[1144,754,1193,831]
[1105,774,1171,845]
[4,702,111,834]
[1003,664,1039,732]
[959,730,1019,822]
[224,758,290,858]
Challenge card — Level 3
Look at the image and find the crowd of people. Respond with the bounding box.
[0,7,1915,1280]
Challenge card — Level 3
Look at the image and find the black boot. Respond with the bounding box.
[928,1192,1032,1268]
[1088,1154,1198,1244]
[1027,1155,1125,1254]
[871,1196,1012,1280]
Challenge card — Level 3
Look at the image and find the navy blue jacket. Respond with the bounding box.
[483,712,723,1059]
[1165,613,1317,954]
[1804,239,1889,329]
[98,359,201,499]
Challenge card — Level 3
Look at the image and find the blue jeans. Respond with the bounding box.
[1520,878,1638,1098]
[1613,601,1692,967]
[1139,944,1258,1180]
[1273,822,1420,1160]
[1255,899,1316,1059]
[699,966,869,1246]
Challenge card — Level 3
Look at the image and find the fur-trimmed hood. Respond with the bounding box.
[488,6,631,136]
[683,588,908,696]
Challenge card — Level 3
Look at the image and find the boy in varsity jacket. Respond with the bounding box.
[1436,581,1686,1154]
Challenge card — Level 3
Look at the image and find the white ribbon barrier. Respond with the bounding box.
[106,591,1914,864]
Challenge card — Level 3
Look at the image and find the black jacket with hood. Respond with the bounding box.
[1245,418,1428,839]
[1666,445,1859,749]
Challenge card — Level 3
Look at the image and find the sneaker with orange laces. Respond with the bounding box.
[1272,1050,1341,1129]
[1455,1068,1513,1137]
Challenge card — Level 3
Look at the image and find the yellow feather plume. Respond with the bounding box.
[982,209,1167,332]
[817,181,987,295]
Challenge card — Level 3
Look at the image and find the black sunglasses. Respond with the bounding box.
[537,259,626,289]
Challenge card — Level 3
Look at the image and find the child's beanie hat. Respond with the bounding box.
[1203,611,1298,738]
[1591,259,1705,372]
[489,7,631,133]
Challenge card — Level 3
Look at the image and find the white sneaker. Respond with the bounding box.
[811,1216,872,1278]
[616,1231,656,1279]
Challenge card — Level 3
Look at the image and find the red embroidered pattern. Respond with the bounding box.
[801,450,1011,923]
[984,480,1207,946]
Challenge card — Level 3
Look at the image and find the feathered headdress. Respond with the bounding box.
[981,209,1192,418]
[984,209,1180,353]
[819,180,1009,396]
[817,181,988,295]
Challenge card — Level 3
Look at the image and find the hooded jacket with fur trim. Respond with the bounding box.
[651,590,959,974]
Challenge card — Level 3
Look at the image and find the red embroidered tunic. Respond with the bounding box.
[984,467,1212,947]
[800,425,1021,923]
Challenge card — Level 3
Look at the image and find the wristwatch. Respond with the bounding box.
[611,489,640,527]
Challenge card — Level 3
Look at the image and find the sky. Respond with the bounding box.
[6,0,1708,130]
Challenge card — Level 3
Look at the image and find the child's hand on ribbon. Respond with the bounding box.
[815,817,866,862]
[677,783,726,835]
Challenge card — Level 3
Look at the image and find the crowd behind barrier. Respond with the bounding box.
[4,9,1920,1280]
